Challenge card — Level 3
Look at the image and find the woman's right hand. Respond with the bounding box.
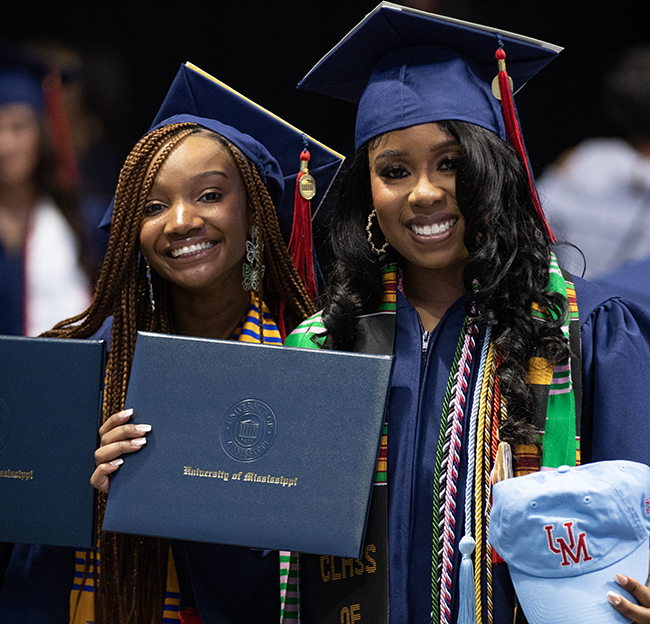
[90,408,151,494]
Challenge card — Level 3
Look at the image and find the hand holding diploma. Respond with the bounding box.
[90,408,151,493]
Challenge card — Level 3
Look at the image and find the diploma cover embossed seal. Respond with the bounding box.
[220,399,277,462]
[0,397,11,453]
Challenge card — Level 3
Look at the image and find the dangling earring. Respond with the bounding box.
[366,208,389,255]
[242,225,266,291]
[145,262,156,312]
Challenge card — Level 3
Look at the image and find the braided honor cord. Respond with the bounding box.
[439,323,478,624]
[431,325,467,623]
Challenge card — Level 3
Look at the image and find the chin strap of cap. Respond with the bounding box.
[494,44,555,243]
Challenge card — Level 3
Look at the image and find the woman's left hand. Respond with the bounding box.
[607,564,650,623]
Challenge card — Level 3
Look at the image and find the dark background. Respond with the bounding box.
[3,0,649,192]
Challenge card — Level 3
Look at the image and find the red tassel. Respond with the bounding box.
[41,68,80,190]
[492,547,505,565]
[288,149,317,303]
[179,608,204,624]
[495,49,555,243]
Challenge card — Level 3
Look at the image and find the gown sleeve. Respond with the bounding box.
[578,280,650,465]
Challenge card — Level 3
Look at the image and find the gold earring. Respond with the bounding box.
[366,209,389,255]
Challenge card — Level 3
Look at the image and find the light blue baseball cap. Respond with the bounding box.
[489,461,650,624]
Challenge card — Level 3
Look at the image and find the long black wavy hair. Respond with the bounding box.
[321,120,570,444]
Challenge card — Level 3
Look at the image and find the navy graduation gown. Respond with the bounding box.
[0,244,25,336]
[387,277,650,623]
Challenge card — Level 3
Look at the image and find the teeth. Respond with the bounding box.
[170,241,215,258]
[411,219,455,236]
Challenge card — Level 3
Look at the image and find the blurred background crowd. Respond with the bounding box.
[1,0,649,336]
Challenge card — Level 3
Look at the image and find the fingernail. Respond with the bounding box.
[110,458,124,467]
[131,438,147,446]
[120,409,133,418]
[607,591,622,606]
[615,573,628,586]
[135,424,152,432]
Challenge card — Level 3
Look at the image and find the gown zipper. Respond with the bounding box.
[421,329,431,370]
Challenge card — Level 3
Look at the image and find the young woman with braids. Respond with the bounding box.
[0,63,342,624]
[285,5,650,624]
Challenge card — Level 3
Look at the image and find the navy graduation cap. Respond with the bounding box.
[0,39,73,110]
[0,62,44,111]
[0,40,80,188]
[100,62,344,246]
[297,2,562,240]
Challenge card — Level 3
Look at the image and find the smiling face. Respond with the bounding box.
[368,122,467,282]
[139,131,251,298]
[0,103,41,190]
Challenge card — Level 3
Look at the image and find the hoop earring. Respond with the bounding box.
[145,262,156,312]
[242,225,266,291]
[366,208,389,255]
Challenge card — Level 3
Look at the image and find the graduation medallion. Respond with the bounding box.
[491,74,514,100]
[299,173,316,200]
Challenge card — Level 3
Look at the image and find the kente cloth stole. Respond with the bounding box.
[291,255,580,624]
[70,293,282,624]
[514,254,582,475]
[508,259,582,624]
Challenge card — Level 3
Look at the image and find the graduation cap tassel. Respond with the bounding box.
[288,144,318,303]
[41,67,81,190]
[494,47,555,243]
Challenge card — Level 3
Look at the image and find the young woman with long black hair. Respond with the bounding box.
[286,4,650,623]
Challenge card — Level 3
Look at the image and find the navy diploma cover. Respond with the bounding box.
[0,335,105,548]
[102,331,394,558]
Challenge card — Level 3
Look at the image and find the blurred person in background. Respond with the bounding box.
[538,45,650,279]
[0,41,97,336]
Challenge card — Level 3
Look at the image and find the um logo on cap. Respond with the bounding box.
[544,521,593,567]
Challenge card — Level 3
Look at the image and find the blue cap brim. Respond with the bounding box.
[509,540,648,624]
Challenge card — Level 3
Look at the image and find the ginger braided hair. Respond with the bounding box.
[43,122,316,624]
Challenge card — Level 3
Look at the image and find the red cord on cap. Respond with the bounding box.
[495,48,555,243]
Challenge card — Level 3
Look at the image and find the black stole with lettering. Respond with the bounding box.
[300,313,394,624]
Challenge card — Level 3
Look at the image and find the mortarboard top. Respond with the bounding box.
[297,2,563,150]
[100,62,344,242]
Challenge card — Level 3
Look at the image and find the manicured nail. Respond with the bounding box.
[120,409,133,419]
[135,424,152,432]
[607,591,622,606]
[110,458,124,467]
[615,574,628,586]
[131,437,147,446]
